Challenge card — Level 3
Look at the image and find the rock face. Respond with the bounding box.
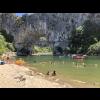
[0,13,100,55]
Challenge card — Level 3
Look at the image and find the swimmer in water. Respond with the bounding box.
[52,70,56,76]
[46,71,50,75]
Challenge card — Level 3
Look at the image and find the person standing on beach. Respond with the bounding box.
[6,54,10,64]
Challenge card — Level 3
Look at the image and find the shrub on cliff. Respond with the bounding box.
[33,45,52,53]
[0,35,9,54]
[0,30,14,43]
[87,41,100,55]
[0,31,15,54]
[6,43,15,52]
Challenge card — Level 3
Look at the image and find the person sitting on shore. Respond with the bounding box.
[6,54,10,64]
[1,54,6,61]
[0,54,8,64]
[0,55,5,65]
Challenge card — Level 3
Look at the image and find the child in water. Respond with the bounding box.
[46,71,50,75]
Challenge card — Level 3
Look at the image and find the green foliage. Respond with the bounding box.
[68,20,100,54]
[0,31,15,55]
[76,26,83,34]
[87,41,100,55]
[68,28,86,54]
[0,35,9,54]
[6,43,15,52]
[40,37,47,41]
[33,45,52,53]
[0,30,14,43]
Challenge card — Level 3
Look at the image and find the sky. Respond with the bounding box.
[16,13,33,17]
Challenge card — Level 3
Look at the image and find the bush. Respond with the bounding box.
[0,35,9,54]
[0,32,15,55]
[0,30,14,43]
[87,41,100,55]
[33,45,52,53]
[6,43,15,52]
[68,20,100,54]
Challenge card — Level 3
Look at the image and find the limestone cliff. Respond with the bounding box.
[0,13,100,55]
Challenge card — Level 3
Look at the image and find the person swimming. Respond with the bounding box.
[46,71,50,75]
[52,70,56,76]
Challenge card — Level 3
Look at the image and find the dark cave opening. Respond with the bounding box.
[53,46,63,56]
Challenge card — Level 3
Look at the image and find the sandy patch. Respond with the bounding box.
[0,64,72,88]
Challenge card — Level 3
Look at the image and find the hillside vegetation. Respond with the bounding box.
[0,31,15,55]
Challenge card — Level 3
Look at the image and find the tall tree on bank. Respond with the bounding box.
[68,20,100,54]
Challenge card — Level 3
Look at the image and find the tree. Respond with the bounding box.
[87,41,100,55]
[0,34,8,54]
[0,30,14,43]
[68,20,100,54]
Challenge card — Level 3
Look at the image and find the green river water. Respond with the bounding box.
[16,55,100,87]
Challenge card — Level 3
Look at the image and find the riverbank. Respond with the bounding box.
[0,63,72,88]
[32,52,52,56]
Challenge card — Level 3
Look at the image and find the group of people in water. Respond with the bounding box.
[46,70,56,76]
